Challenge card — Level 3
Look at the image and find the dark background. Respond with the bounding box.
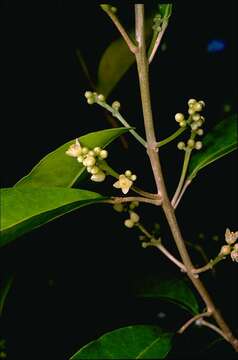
[1,1,237,359]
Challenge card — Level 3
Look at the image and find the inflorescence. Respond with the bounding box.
[176,98,205,151]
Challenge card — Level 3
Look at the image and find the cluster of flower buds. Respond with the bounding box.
[124,211,140,228]
[84,91,105,105]
[113,170,137,194]
[66,139,108,182]
[219,228,238,262]
[176,98,205,151]
[113,200,139,213]
[152,13,163,32]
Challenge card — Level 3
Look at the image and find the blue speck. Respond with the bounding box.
[207,39,225,53]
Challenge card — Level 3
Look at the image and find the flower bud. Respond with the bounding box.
[192,114,201,122]
[82,147,89,155]
[220,245,231,256]
[197,129,204,136]
[99,149,108,159]
[90,166,100,175]
[84,91,93,99]
[124,219,134,228]
[83,156,96,167]
[194,102,203,112]
[175,113,184,122]
[77,155,84,163]
[195,141,203,150]
[179,120,186,127]
[177,141,185,150]
[187,139,195,148]
[191,122,199,131]
[112,101,121,111]
[97,94,105,102]
[91,171,106,182]
[188,99,197,106]
[113,203,124,212]
[125,170,132,177]
[87,98,94,105]
[130,211,140,223]
[131,174,137,181]
[93,147,101,155]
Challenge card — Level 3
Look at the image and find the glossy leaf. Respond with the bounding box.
[97,19,153,97]
[135,276,199,314]
[70,325,173,359]
[188,114,238,180]
[0,187,105,247]
[15,128,129,188]
[0,274,14,316]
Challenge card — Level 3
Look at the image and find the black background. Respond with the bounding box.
[1,1,237,359]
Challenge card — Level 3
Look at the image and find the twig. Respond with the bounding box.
[105,196,162,206]
[101,5,137,54]
[173,179,191,209]
[157,126,187,148]
[137,223,186,272]
[196,319,229,341]
[148,21,168,64]
[96,101,147,148]
[192,256,225,274]
[171,149,192,207]
[178,311,212,334]
[134,4,238,351]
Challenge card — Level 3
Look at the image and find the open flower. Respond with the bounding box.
[113,174,133,194]
[65,139,82,157]
[225,228,238,245]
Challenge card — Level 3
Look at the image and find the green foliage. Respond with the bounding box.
[0,187,105,247]
[15,128,129,188]
[70,325,173,359]
[188,114,238,180]
[0,274,14,316]
[135,276,199,315]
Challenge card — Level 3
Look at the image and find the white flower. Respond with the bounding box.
[65,139,82,157]
[225,228,238,245]
[113,175,133,194]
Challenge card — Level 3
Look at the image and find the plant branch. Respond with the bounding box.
[196,319,229,341]
[178,311,212,334]
[96,101,147,148]
[137,223,186,272]
[100,5,137,54]
[157,126,187,148]
[173,178,192,209]
[171,148,192,207]
[148,20,168,64]
[192,255,225,274]
[134,4,238,352]
[105,196,162,206]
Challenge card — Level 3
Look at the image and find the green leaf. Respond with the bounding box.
[15,128,129,188]
[97,19,153,98]
[0,274,14,316]
[70,325,173,359]
[0,187,105,247]
[188,114,238,180]
[135,276,199,315]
